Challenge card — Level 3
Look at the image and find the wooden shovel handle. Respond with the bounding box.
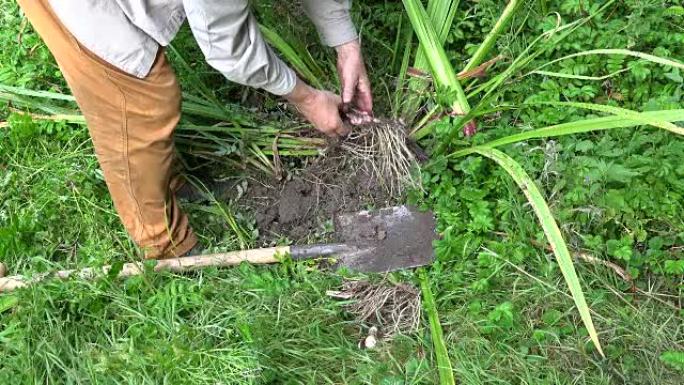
[0,246,291,293]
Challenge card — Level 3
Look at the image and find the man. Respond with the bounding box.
[16,0,373,260]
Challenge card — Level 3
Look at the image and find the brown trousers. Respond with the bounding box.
[18,0,197,259]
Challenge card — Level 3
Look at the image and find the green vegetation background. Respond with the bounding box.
[1,0,683,384]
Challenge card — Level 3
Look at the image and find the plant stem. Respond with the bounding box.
[419,268,456,385]
[462,0,521,72]
[402,0,470,123]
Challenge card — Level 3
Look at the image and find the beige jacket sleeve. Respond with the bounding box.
[302,0,358,47]
[183,0,297,95]
[183,0,356,96]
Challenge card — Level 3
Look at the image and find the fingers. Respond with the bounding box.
[289,86,351,138]
[341,75,357,105]
[356,74,374,116]
[336,119,351,137]
[348,113,366,126]
[320,92,348,137]
[333,94,351,136]
[342,71,373,125]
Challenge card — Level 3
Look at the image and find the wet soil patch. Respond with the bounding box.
[241,149,400,245]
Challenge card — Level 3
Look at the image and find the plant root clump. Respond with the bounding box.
[327,279,422,339]
[240,117,425,245]
[339,117,422,195]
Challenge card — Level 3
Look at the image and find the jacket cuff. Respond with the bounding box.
[261,63,297,96]
[318,18,358,47]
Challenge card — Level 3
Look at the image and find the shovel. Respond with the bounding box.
[0,206,436,293]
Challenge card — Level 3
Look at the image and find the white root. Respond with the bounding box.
[340,119,421,195]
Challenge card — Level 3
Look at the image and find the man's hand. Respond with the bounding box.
[285,78,349,137]
[336,40,373,124]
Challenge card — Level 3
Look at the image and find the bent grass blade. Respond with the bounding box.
[419,268,456,385]
[450,109,684,157]
[464,148,605,357]
[531,48,684,74]
[527,101,684,136]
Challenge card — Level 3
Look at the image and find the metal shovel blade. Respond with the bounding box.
[331,205,437,273]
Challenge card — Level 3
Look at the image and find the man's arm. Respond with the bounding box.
[182,0,348,136]
[183,0,295,95]
[302,0,358,48]
[302,0,373,120]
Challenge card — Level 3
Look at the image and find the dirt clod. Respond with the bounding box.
[243,152,395,244]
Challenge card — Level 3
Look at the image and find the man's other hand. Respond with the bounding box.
[286,78,350,137]
[335,40,373,124]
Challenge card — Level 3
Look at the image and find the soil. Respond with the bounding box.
[241,149,399,245]
[194,117,424,245]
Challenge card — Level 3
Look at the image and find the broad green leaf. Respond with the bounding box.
[528,101,684,135]
[660,351,684,371]
[468,147,604,357]
[0,295,18,313]
[450,109,684,157]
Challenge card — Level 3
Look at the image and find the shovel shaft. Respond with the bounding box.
[290,243,351,260]
[0,246,292,293]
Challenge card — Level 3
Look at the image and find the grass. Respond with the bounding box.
[2,0,684,384]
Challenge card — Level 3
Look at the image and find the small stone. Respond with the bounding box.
[363,334,377,349]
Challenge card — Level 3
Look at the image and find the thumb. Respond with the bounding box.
[336,118,351,137]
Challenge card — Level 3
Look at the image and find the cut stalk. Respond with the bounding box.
[463,148,604,357]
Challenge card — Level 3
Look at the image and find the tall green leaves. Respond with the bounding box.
[403,0,461,121]
[0,84,324,173]
[464,148,605,357]
[260,24,325,89]
[413,0,460,78]
[402,0,469,115]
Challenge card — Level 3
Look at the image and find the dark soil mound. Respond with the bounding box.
[241,151,398,245]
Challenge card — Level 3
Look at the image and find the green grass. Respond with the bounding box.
[2,0,684,384]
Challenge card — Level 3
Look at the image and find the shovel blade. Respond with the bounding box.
[332,205,437,273]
